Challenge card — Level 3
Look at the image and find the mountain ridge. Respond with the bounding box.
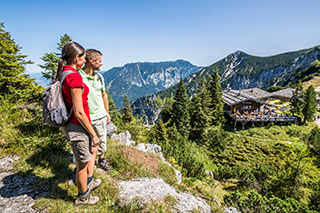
[102,59,203,106]
[132,45,320,124]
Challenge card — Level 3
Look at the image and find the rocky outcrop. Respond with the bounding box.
[107,122,135,146]
[106,121,117,136]
[0,156,49,213]
[118,178,211,213]
[111,130,135,146]
[136,143,162,154]
[108,126,209,211]
[225,207,240,213]
[136,143,182,184]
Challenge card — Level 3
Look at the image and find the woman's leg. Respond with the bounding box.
[76,161,88,193]
[87,145,98,177]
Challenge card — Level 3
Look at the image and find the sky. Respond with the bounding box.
[1,0,320,74]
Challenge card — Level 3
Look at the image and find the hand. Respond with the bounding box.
[92,135,100,147]
[106,113,111,124]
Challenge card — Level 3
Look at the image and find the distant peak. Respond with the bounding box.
[228,50,247,57]
[228,50,246,57]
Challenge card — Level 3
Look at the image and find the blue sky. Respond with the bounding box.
[1,0,320,73]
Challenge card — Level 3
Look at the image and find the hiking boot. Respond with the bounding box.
[87,178,101,194]
[75,194,99,206]
[97,159,113,171]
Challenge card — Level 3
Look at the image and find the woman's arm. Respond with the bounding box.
[71,87,100,147]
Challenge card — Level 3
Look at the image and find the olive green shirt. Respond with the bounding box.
[78,69,107,121]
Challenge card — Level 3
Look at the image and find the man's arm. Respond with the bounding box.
[102,91,111,124]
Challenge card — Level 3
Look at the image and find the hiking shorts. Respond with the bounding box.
[62,122,92,164]
[91,116,108,156]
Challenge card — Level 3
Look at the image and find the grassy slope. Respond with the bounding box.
[303,76,320,90]
[1,97,319,211]
[0,98,217,212]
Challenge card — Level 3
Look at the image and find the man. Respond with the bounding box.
[78,49,112,171]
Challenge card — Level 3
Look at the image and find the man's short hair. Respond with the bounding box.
[85,49,102,62]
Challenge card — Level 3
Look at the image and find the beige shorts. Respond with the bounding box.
[62,122,92,164]
[91,116,108,156]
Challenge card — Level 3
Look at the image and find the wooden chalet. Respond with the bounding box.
[223,89,267,114]
[269,88,295,102]
[223,88,297,130]
[241,88,271,102]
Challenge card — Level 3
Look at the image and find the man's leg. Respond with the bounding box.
[86,144,101,193]
[92,117,112,170]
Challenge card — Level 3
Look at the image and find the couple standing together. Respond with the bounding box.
[56,41,111,205]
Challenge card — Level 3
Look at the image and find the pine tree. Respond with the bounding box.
[107,90,121,127]
[171,78,190,138]
[153,120,170,154]
[122,95,134,123]
[189,78,210,143]
[307,127,320,154]
[39,34,72,82]
[0,23,42,102]
[198,77,211,115]
[290,80,305,119]
[159,93,175,124]
[303,85,317,123]
[208,69,225,126]
[56,34,72,52]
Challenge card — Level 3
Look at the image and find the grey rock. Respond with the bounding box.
[118,178,211,212]
[0,156,49,213]
[225,207,240,213]
[0,155,20,172]
[173,168,182,184]
[136,143,161,153]
[205,170,214,179]
[111,130,135,146]
[106,121,117,136]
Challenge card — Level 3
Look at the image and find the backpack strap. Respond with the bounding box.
[96,72,105,92]
[59,70,75,84]
[96,72,103,84]
[58,70,76,116]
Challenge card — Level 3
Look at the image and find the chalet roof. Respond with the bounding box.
[223,89,267,106]
[270,88,295,99]
[241,88,271,99]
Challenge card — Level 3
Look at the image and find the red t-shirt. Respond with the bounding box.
[61,65,91,125]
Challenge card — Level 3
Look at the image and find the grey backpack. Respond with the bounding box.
[42,70,74,127]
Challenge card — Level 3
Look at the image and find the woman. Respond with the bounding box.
[56,41,101,205]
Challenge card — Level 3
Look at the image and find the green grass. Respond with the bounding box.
[2,96,320,212]
[0,98,184,211]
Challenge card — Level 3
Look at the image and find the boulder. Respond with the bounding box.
[0,155,19,172]
[136,143,161,153]
[106,122,117,136]
[0,156,49,213]
[111,130,135,146]
[225,207,240,213]
[118,178,211,212]
[174,168,182,184]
